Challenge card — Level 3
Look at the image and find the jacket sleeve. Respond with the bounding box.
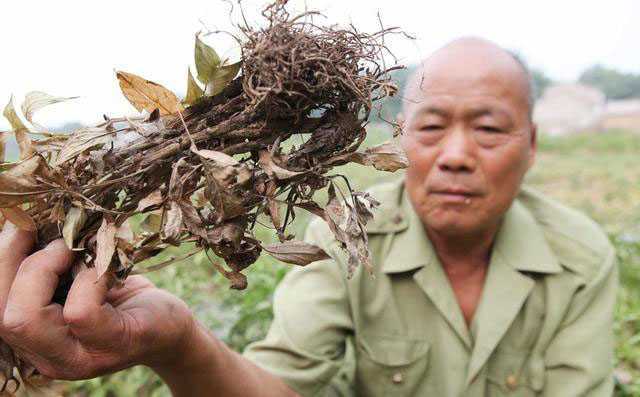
[542,247,618,396]
[242,218,354,397]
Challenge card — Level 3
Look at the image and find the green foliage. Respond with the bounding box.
[579,65,640,100]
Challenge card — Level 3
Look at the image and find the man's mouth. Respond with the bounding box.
[429,188,482,203]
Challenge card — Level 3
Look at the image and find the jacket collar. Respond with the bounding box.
[380,181,562,275]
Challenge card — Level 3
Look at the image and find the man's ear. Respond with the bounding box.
[528,122,538,169]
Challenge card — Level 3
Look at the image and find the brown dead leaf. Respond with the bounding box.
[3,95,34,159]
[95,217,117,279]
[56,127,114,166]
[354,142,408,172]
[21,91,78,130]
[258,150,301,180]
[262,241,329,266]
[178,199,207,240]
[322,184,375,277]
[116,219,134,242]
[193,148,239,167]
[0,156,49,207]
[227,271,248,290]
[116,71,183,116]
[161,201,183,244]
[136,190,163,212]
[0,207,36,231]
[48,200,66,224]
[62,206,87,249]
[329,141,408,172]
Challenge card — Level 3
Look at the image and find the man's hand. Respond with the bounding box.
[0,221,197,380]
[0,221,299,396]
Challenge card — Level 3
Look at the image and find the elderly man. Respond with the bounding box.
[0,37,616,396]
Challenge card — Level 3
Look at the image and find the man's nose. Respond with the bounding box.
[436,129,477,173]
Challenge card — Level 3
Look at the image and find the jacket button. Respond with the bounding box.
[392,372,404,384]
[506,375,518,390]
[392,214,403,225]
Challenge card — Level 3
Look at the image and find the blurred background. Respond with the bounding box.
[1,0,639,395]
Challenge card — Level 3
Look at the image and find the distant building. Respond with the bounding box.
[602,99,640,132]
[533,83,606,135]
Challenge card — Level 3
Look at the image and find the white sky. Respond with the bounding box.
[1,0,638,130]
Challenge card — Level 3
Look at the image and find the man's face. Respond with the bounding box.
[400,51,536,237]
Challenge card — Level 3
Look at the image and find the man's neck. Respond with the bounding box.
[424,222,502,326]
[424,222,500,275]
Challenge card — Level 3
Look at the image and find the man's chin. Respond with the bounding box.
[422,211,483,238]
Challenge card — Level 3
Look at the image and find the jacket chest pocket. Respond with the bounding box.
[354,336,431,396]
[486,348,545,396]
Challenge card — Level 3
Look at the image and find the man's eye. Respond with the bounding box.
[420,125,444,131]
[478,126,503,133]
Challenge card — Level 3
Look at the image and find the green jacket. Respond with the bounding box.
[243,179,618,396]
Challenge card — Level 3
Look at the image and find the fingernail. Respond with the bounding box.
[44,239,67,251]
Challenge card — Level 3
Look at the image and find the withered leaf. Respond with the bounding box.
[21,91,78,129]
[205,61,242,96]
[267,197,281,230]
[116,71,183,116]
[116,247,132,269]
[262,241,330,266]
[136,189,163,212]
[227,271,247,290]
[353,141,408,172]
[95,217,117,279]
[193,148,252,186]
[193,148,239,167]
[0,207,36,231]
[258,150,301,180]
[49,200,66,223]
[116,219,134,242]
[0,156,49,207]
[194,33,221,85]
[56,127,114,166]
[161,201,183,244]
[3,95,34,159]
[178,199,207,240]
[62,206,87,249]
[321,184,375,277]
[352,191,380,224]
[184,68,204,105]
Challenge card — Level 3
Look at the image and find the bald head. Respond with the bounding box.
[402,37,534,120]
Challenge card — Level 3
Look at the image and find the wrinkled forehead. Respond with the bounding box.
[403,45,531,119]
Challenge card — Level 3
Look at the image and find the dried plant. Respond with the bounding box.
[0,0,408,393]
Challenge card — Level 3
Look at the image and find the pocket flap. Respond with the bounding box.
[357,336,430,366]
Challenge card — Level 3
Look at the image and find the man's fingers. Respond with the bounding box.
[0,222,36,313]
[63,268,124,345]
[2,239,74,330]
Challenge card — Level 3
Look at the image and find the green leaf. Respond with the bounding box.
[194,33,221,85]
[205,61,242,96]
[184,68,204,105]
